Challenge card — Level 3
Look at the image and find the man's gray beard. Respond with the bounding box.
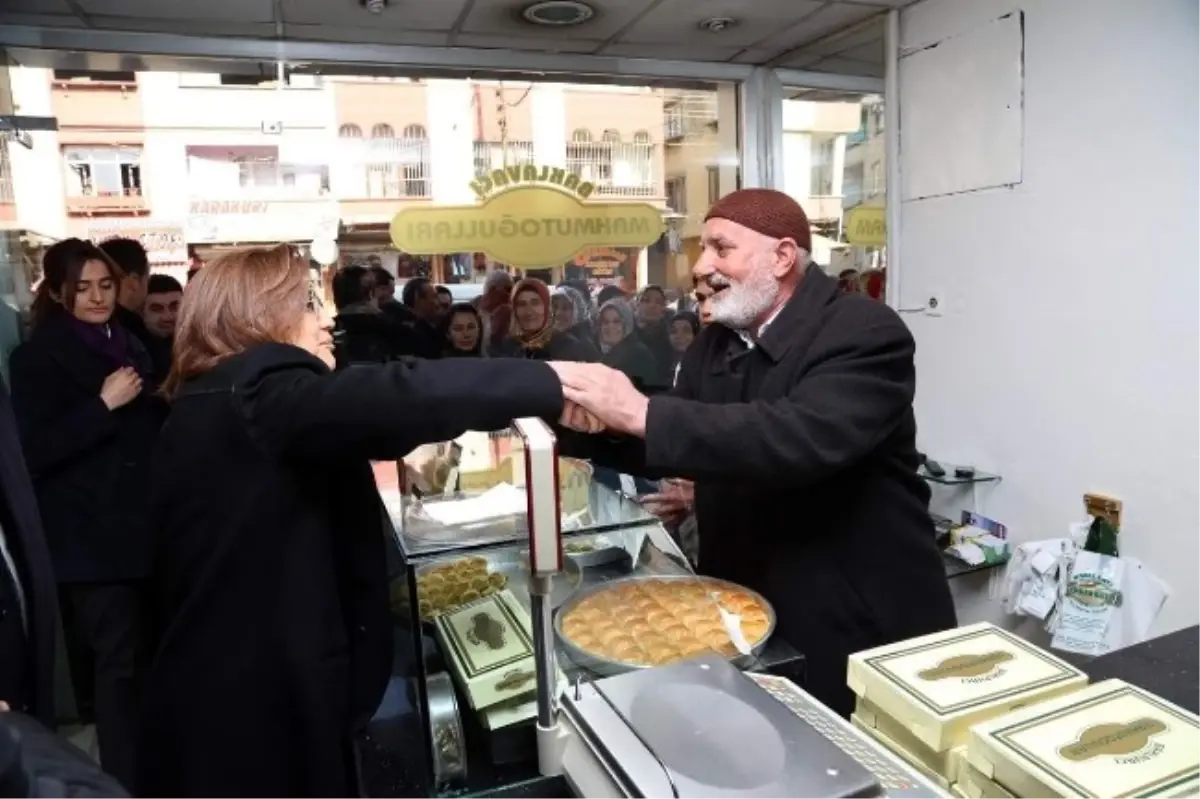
[709,262,781,331]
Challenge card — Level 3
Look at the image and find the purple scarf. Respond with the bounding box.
[62,313,141,373]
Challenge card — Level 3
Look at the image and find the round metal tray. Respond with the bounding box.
[553,574,777,675]
[425,671,467,790]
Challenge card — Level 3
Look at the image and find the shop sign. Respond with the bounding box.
[189,200,269,215]
[89,221,188,266]
[391,165,664,269]
[573,246,630,277]
[845,206,886,247]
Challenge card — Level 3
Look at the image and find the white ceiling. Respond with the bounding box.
[0,0,906,76]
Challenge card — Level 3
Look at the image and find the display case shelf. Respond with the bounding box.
[919,462,1001,485]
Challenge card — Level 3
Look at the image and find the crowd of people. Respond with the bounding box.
[328,261,704,399]
[0,188,953,798]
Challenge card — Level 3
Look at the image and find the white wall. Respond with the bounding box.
[898,0,1199,635]
[8,68,66,238]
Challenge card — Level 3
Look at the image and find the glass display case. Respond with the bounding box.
[360,428,802,798]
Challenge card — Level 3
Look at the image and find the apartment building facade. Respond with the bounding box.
[3,67,671,285]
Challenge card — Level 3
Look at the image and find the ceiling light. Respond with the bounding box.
[522,1,595,26]
[698,17,738,33]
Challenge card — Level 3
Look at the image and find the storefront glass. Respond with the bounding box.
[779,90,887,300]
[1,61,744,320]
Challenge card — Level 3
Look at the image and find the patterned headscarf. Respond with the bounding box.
[509,278,555,350]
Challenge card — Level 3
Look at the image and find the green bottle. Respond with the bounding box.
[1083,515,1120,557]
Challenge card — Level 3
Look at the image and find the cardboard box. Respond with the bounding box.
[435,589,560,712]
[847,622,1088,752]
[852,713,952,791]
[960,766,1016,798]
[856,696,967,782]
[968,679,1199,798]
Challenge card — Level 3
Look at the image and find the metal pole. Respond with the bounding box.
[883,8,902,309]
[528,574,557,728]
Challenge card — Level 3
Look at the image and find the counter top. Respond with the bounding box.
[1070,624,1198,714]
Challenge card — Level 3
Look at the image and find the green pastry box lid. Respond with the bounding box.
[435,589,543,711]
[968,679,1200,798]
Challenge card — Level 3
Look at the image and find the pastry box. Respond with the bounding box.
[855,696,966,782]
[959,765,1015,799]
[847,622,1088,752]
[968,679,1200,798]
[851,712,952,790]
[435,589,561,711]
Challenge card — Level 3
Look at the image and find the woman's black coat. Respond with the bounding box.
[8,313,165,583]
[136,343,564,797]
[493,331,599,362]
[600,336,664,394]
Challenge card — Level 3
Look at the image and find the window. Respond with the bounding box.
[633,131,651,145]
[602,129,621,143]
[63,146,142,197]
[665,177,687,214]
[403,124,427,140]
[53,70,135,84]
[339,124,363,138]
[811,136,836,197]
[571,129,592,143]
[371,123,395,138]
[870,161,883,195]
[706,166,720,205]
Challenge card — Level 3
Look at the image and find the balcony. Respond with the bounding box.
[566,141,657,199]
[473,140,535,177]
[65,187,148,216]
[335,137,431,199]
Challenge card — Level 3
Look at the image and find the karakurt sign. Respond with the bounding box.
[389,164,665,268]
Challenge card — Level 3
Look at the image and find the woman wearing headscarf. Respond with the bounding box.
[666,310,700,387]
[551,285,596,348]
[438,302,484,357]
[494,278,598,362]
[595,299,661,393]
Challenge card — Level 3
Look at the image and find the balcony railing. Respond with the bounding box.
[336,137,431,199]
[65,186,147,214]
[473,140,535,177]
[566,141,656,198]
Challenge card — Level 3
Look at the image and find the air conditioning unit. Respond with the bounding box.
[261,121,283,135]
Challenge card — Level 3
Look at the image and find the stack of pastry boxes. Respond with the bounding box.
[847,622,1089,797]
[965,679,1199,798]
[435,586,566,730]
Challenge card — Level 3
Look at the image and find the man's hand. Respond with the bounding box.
[638,478,694,525]
[554,363,651,438]
[561,400,605,433]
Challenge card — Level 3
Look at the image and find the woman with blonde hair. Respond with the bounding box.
[137,245,572,797]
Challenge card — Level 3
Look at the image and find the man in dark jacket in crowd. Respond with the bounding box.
[556,188,956,717]
[0,381,58,728]
[400,277,445,360]
[98,239,153,354]
[139,274,182,386]
[332,266,421,365]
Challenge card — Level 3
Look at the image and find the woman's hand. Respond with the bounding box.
[638,478,694,525]
[100,367,143,410]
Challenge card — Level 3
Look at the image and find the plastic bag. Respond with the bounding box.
[1049,551,1170,656]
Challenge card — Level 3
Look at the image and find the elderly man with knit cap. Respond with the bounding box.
[557,188,956,717]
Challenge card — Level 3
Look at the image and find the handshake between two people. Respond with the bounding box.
[546,361,651,439]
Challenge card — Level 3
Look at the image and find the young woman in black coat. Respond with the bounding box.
[8,238,164,791]
[438,302,484,357]
[493,278,599,362]
[136,245,571,798]
[595,299,661,393]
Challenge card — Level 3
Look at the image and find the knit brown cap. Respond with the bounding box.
[704,188,812,253]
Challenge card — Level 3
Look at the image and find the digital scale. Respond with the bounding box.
[510,418,949,798]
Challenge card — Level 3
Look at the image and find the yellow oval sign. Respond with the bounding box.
[390,186,665,269]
